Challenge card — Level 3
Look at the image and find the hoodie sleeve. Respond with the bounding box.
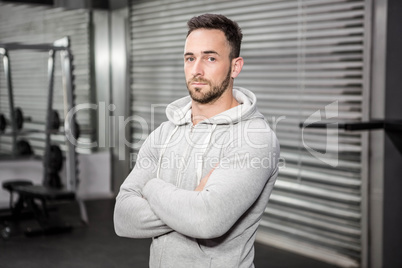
[114,128,173,238]
[142,125,280,239]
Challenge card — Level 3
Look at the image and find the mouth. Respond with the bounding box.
[188,76,210,86]
[191,82,207,86]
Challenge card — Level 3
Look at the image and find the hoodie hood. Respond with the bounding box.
[165,87,264,126]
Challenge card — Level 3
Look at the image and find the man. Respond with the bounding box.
[114,14,279,268]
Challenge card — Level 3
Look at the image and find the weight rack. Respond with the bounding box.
[0,37,88,237]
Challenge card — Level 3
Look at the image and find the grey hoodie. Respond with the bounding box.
[114,87,280,268]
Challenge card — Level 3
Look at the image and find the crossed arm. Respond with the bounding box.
[113,168,213,239]
[114,130,278,239]
[113,135,173,238]
[113,141,216,239]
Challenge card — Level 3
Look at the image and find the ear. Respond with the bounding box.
[231,57,244,79]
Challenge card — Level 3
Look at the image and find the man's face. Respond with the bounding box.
[184,29,233,104]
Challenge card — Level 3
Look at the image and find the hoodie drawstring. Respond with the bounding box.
[156,123,217,186]
[196,124,217,185]
[156,125,179,179]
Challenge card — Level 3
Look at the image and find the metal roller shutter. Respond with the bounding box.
[0,3,95,155]
[128,1,368,267]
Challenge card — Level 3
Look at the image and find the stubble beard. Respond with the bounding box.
[187,68,232,104]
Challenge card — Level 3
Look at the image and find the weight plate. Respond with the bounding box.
[15,108,23,130]
[74,122,80,140]
[48,145,63,172]
[0,114,6,132]
[16,140,32,156]
[50,110,60,130]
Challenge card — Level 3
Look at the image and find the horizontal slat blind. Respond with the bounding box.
[129,0,365,267]
[0,3,94,156]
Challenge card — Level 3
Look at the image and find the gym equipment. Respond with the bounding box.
[0,37,87,238]
[1,45,31,156]
[15,140,33,156]
[49,110,60,131]
[73,121,80,140]
[14,107,25,130]
[0,107,29,132]
[44,171,62,189]
[1,183,75,237]
[48,145,63,173]
[0,109,58,136]
[0,114,5,132]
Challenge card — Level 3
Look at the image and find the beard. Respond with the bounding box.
[186,68,232,104]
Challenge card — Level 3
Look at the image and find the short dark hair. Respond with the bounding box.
[187,14,243,60]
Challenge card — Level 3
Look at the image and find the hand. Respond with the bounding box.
[194,164,218,192]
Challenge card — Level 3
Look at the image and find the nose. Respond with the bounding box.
[191,59,204,77]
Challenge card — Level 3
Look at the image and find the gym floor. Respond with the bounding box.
[0,198,339,268]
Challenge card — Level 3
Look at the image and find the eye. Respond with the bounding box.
[208,57,216,62]
[185,57,195,62]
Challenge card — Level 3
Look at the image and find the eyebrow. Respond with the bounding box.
[184,50,220,57]
[202,50,219,55]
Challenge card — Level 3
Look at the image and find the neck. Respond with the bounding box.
[191,87,239,125]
